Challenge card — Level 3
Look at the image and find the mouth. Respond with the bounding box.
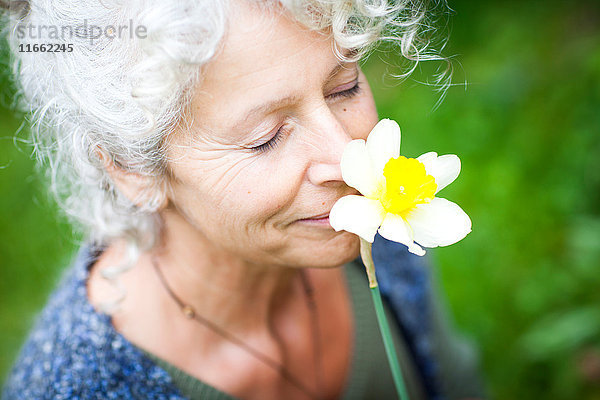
[303,211,330,220]
[297,215,330,227]
[296,191,360,227]
[296,210,331,226]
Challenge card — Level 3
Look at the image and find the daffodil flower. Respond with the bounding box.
[330,118,472,256]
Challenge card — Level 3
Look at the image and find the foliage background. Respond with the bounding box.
[1,0,599,398]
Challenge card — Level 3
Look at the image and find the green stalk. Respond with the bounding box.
[359,238,409,400]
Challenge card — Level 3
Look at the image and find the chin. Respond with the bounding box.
[292,232,360,269]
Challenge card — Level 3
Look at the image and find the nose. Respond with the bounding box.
[301,105,352,187]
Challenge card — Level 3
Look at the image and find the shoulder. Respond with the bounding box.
[2,246,184,400]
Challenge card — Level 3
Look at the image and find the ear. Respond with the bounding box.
[96,148,168,211]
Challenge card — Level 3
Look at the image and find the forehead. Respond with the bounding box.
[191,2,338,129]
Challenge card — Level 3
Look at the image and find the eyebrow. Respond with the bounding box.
[231,49,358,130]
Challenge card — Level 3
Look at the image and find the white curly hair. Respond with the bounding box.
[1,0,449,309]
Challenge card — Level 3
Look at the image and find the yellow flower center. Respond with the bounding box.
[380,156,437,216]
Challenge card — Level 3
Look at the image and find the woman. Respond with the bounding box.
[2,0,483,399]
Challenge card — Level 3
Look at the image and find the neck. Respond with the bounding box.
[152,209,301,335]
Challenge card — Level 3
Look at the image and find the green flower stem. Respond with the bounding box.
[359,238,409,400]
[359,238,378,288]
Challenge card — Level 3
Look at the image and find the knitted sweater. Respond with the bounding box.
[2,236,484,399]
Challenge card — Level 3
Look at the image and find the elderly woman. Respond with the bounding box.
[2,0,483,399]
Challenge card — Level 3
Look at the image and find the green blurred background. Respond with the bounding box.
[1,0,599,398]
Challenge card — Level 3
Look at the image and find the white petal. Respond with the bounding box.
[417,152,461,194]
[329,195,386,243]
[366,119,401,177]
[340,139,380,198]
[406,197,471,248]
[378,213,426,256]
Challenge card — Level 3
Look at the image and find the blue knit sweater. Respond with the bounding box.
[2,236,481,399]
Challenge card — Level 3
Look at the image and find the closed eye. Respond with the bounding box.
[327,80,361,101]
[250,124,289,153]
[250,80,362,153]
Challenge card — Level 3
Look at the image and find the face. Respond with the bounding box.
[163,1,379,269]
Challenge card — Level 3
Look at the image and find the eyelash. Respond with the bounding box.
[251,81,362,153]
[252,124,288,153]
[327,80,361,101]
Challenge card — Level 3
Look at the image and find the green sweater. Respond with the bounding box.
[140,259,482,399]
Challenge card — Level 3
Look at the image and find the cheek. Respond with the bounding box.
[226,164,300,225]
[336,81,378,140]
[167,151,300,235]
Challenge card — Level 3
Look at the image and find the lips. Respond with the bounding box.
[302,211,330,220]
[299,191,361,222]
[296,212,330,227]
